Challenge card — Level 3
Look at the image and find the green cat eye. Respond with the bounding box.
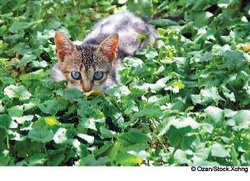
[93,71,104,80]
[71,71,81,80]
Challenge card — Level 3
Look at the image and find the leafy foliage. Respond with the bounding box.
[0,0,250,166]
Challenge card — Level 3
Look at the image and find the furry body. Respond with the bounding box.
[52,12,158,92]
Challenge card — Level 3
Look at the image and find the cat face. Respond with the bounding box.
[54,32,119,92]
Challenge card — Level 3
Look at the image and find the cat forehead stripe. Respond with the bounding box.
[77,45,94,70]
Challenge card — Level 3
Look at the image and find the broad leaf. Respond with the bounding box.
[211,143,230,158]
[204,106,224,127]
[4,85,31,101]
[28,120,54,143]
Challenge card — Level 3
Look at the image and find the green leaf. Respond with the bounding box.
[44,116,59,126]
[131,107,162,122]
[227,110,250,130]
[241,150,250,165]
[38,100,66,115]
[18,54,37,70]
[78,117,97,131]
[63,88,84,100]
[77,133,94,144]
[221,84,236,102]
[191,12,213,28]
[116,152,143,166]
[223,50,246,71]
[28,120,54,143]
[230,147,240,166]
[4,85,31,100]
[127,0,153,17]
[53,128,68,144]
[150,77,171,92]
[119,130,151,144]
[0,127,7,151]
[0,114,12,128]
[1,0,250,167]
[14,140,43,158]
[150,18,178,27]
[7,105,24,117]
[9,21,29,32]
[192,87,222,105]
[200,87,222,103]
[0,101,4,113]
[12,115,34,124]
[94,141,115,158]
[107,142,120,161]
[99,126,116,138]
[77,154,108,166]
[174,149,191,165]
[26,153,47,166]
[31,60,48,68]
[211,143,230,158]
[159,116,200,136]
[145,48,158,59]
[192,0,209,11]
[0,154,14,166]
[204,106,224,126]
[47,149,66,166]
[192,157,220,166]
[20,69,45,81]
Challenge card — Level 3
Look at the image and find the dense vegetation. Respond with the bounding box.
[0,0,249,166]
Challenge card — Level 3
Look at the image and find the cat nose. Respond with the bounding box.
[82,81,92,92]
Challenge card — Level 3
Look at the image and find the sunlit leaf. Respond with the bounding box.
[4,85,31,100]
[12,115,34,124]
[77,133,94,144]
[44,116,59,126]
[53,128,68,144]
[204,106,224,126]
[159,116,200,136]
[116,152,143,166]
[227,110,250,130]
[174,149,191,165]
[211,143,230,158]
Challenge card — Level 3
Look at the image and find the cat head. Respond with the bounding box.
[54,32,119,92]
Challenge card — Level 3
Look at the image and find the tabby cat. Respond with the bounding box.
[52,11,158,92]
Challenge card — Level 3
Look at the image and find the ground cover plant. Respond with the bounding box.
[0,0,249,166]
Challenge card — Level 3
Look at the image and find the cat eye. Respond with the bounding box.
[71,71,82,80]
[93,71,104,80]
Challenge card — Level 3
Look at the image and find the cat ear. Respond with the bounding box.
[97,34,119,62]
[54,32,75,61]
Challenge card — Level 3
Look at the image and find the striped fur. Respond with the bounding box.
[52,11,158,92]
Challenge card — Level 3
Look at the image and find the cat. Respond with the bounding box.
[52,11,159,93]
